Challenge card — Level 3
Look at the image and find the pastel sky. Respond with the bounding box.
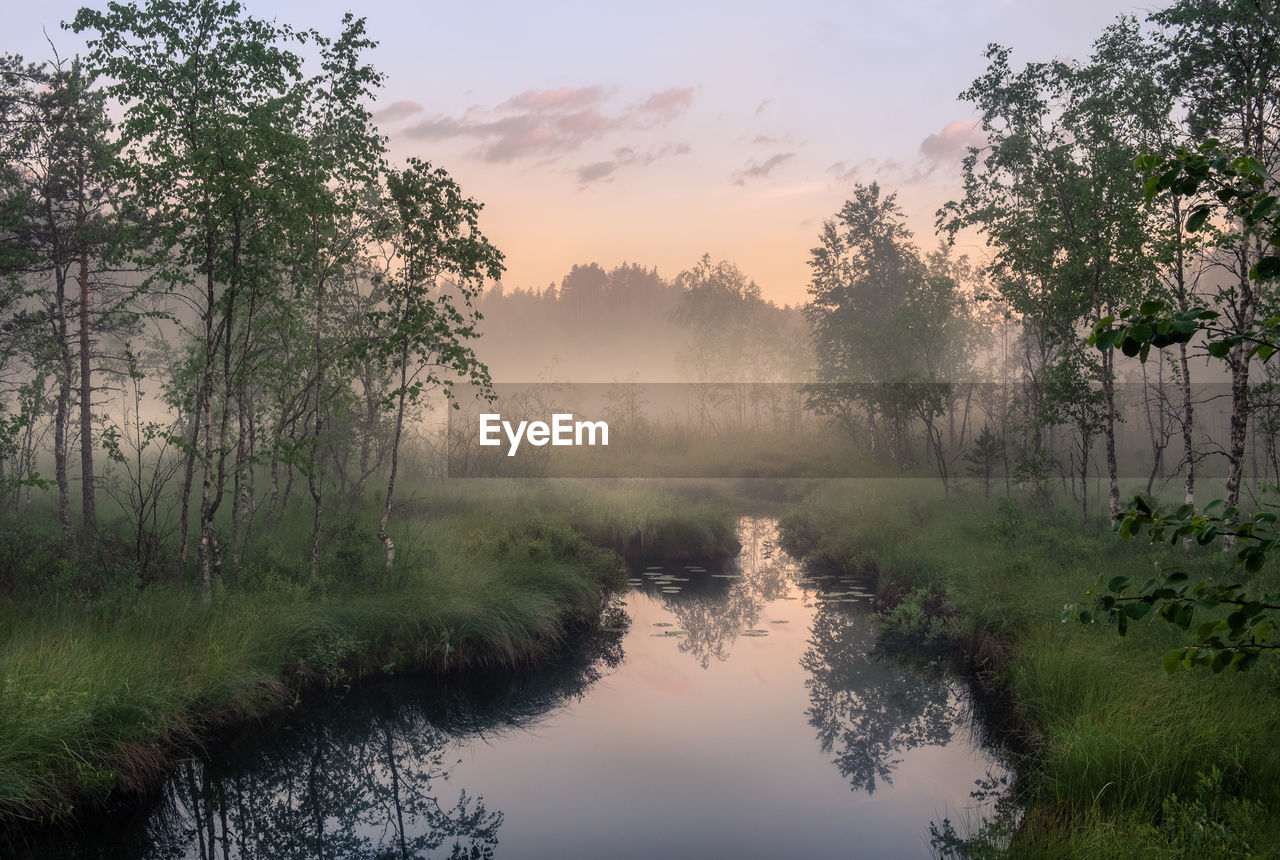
[9,0,1145,305]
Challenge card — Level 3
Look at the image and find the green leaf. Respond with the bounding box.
[1234,156,1267,183]
[1254,256,1280,280]
[1163,649,1183,674]
[1135,154,1160,172]
[1108,576,1131,594]
[1185,206,1211,233]
[1158,164,1183,189]
[1137,301,1164,316]
[1250,195,1277,223]
[1122,602,1150,620]
[1174,604,1195,629]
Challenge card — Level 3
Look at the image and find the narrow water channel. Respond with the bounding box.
[47,517,1012,859]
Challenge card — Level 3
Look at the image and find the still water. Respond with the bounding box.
[56,518,1012,859]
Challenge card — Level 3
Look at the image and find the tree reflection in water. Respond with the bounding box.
[89,619,626,859]
[644,518,966,797]
[145,714,500,860]
[801,600,960,795]
[658,517,797,668]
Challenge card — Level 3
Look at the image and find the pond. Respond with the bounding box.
[45,518,1013,859]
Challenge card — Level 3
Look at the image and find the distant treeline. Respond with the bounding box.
[475,258,811,384]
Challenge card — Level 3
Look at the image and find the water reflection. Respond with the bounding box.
[631,518,796,668]
[142,712,501,860]
[928,771,1020,857]
[51,624,625,859]
[632,518,986,803]
[802,603,958,795]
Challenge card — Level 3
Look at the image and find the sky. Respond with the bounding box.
[8,0,1149,306]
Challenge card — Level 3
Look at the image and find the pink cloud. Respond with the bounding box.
[733,152,795,185]
[919,120,987,162]
[373,100,423,123]
[396,84,695,164]
[502,86,606,112]
[640,87,695,121]
[575,143,691,185]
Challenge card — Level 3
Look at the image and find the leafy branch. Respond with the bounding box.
[1076,138,1280,672]
[1066,494,1280,672]
[1091,139,1280,364]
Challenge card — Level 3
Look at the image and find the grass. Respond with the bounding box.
[778,478,1280,857]
[0,478,738,832]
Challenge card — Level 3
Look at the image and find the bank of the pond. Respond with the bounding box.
[778,481,1280,858]
[0,480,738,839]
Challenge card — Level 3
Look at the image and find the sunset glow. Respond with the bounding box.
[10,0,1145,304]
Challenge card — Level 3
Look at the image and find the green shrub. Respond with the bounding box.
[1155,766,1267,858]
